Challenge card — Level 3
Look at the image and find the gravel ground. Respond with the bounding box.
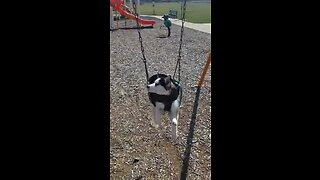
[110,19,211,180]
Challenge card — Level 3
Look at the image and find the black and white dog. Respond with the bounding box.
[147,74,182,140]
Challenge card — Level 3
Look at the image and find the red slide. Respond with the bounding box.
[110,0,156,26]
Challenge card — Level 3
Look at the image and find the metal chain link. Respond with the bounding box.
[173,0,187,105]
[133,1,149,84]
[132,0,186,88]
[173,0,187,83]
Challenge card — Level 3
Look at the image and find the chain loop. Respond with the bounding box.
[133,1,149,84]
[132,0,187,89]
[173,0,187,83]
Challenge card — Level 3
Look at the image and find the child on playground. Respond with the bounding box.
[162,15,172,37]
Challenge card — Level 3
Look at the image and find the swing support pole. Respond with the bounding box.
[197,52,211,87]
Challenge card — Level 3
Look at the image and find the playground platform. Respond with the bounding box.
[142,15,211,34]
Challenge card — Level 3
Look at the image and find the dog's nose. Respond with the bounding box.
[147,85,150,89]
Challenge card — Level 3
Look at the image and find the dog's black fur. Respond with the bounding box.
[148,74,181,111]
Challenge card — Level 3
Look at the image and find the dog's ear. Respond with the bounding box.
[164,76,172,90]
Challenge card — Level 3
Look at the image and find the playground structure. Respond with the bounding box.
[109,17,212,180]
[197,52,211,88]
[110,0,211,178]
[110,0,156,30]
[110,28,212,178]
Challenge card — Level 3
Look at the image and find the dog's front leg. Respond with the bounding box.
[170,100,180,140]
[170,112,178,141]
[150,106,159,129]
[154,107,161,128]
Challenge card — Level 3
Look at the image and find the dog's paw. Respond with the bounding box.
[172,134,177,142]
[150,121,159,129]
[172,118,178,126]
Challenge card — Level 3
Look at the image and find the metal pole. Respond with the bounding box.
[137,0,140,15]
[152,0,155,15]
[110,6,113,30]
[130,0,133,10]
[181,0,183,20]
[197,52,211,87]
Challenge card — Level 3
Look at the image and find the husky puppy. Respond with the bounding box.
[147,74,182,140]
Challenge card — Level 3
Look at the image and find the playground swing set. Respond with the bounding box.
[129,0,211,105]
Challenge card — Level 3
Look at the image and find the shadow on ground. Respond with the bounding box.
[180,86,202,180]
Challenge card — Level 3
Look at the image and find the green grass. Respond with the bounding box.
[138,2,211,23]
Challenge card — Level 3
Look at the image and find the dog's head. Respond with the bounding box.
[147,75,173,95]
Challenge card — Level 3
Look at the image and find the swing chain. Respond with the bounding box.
[133,1,149,84]
[173,0,187,83]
